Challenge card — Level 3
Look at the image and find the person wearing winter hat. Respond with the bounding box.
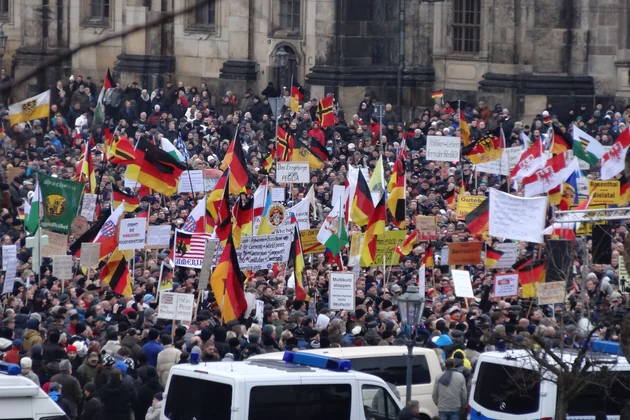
[145,392,163,420]
[3,339,21,364]
[23,318,43,352]
[20,357,40,385]
[81,382,102,420]
[77,351,99,385]
[50,359,82,419]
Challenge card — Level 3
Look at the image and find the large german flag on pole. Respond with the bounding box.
[232,195,253,248]
[289,215,308,301]
[551,123,573,155]
[109,134,136,165]
[99,249,133,297]
[351,170,374,227]
[387,154,406,228]
[276,127,294,161]
[518,259,546,298]
[316,96,335,128]
[220,136,251,194]
[133,138,187,196]
[206,170,229,233]
[361,195,386,266]
[465,197,489,237]
[213,172,232,245]
[210,234,248,323]
[290,79,305,112]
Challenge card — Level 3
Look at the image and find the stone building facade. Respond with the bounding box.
[1,0,628,120]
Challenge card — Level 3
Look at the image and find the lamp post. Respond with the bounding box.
[276,47,289,92]
[0,27,8,73]
[397,284,425,404]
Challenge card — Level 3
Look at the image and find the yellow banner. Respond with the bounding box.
[358,230,407,267]
[588,180,619,205]
[300,229,326,255]
[456,195,486,220]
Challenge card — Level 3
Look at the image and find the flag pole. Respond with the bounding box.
[36,172,42,281]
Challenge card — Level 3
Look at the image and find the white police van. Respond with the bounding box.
[469,341,630,420]
[0,362,66,420]
[161,351,404,420]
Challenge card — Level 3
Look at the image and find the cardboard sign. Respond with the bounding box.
[416,216,437,241]
[332,185,346,208]
[537,281,566,305]
[452,269,475,298]
[2,254,17,294]
[447,242,483,265]
[276,162,310,183]
[204,234,293,271]
[588,180,619,205]
[80,243,101,268]
[300,228,326,255]
[80,193,98,222]
[157,292,195,321]
[146,225,171,248]
[456,195,486,220]
[359,230,407,267]
[52,255,73,279]
[178,170,205,194]
[203,169,223,192]
[494,242,519,269]
[475,146,524,176]
[41,230,68,258]
[426,136,461,162]
[1,244,16,271]
[489,188,547,244]
[271,188,285,202]
[493,273,519,298]
[198,241,217,292]
[329,272,356,310]
[418,264,426,296]
[118,218,147,250]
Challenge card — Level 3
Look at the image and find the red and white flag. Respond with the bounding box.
[182,197,206,233]
[510,138,546,181]
[542,189,596,240]
[600,129,630,180]
[522,155,580,197]
[92,202,125,259]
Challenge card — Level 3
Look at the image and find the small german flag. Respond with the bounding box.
[112,184,139,213]
[276,127,294,161]
[220,137,251,194]
[350,170,374,227]
[620,175,630,205]
[262,150,274,171]
[232,196,253,248]
[422,245,434,267]
[395,231,418,257]
[288,216,308,301]
[484,244,504,268]
[465,197,489,236]
[99,249,133,297]
[387,154,406,228]
[214,173,232,245]
[431,90,444,99]
[210,233,248,323]
[518,260,546,299]
[361,195,386,266]
[551,123,573,155]
[133,138,187,197]
[206,170,229,232]
[316,96,335,128]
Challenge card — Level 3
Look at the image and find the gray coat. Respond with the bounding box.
[432,369,467,413]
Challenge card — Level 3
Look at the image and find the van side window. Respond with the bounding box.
[248,384,352,419]
[351,356,431,386]
[164,376,233,420]
[361,385,400,420]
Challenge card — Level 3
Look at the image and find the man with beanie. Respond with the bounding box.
[20,357,40,385]
[3,338,21,364]
[142,328,163,367]
[23,318,43,352]
[81,382,102,420]
[432,359,467,420]
[145,392,163,420]
[51,359,82,419]
[101,368,134,420]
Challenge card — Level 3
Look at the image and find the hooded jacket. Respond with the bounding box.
[23,328,43,352]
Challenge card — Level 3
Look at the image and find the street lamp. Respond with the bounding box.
[0,27,8,72]
[276,47,289,90]
[397,285,425,404]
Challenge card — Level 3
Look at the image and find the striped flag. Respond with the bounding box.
[176,133,190,161]
[172,229,212,269]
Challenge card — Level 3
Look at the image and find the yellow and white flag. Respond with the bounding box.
[9,90,51,126]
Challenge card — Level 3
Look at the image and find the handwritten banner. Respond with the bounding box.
[118,218,147,250]
[206,234,292,271]
[494,242,519,269]
[588,180,620,205]
[157,292,195,322]
[52,255,73,279]
[452,269,475,298]
[416,216,437,241]
[300,229,326,255]
[276,162,310,183]
[329,272,356,310]
[80,243,101,269]
[475,146,524,176]
[489,188,547,244]
[447,241,483,265]
[178,170,205,194]
[80,194,98,222]
[41,229,68,258]
[537,281,566,305]
[146,225,171,248]
[426,136,461,162]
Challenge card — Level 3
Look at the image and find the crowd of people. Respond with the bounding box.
[0,71,627,420]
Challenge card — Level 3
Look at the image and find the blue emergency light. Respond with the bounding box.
[0,362,22,375]
[591,340,624,356]
[282,351,352,372]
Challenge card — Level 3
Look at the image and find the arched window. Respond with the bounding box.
[272,46,298,92]
[453,0,481,53]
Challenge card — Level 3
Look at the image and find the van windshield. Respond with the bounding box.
[567,371,630,416]
[164,375,232,420]
[473,362,541,415]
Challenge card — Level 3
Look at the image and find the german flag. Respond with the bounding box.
[484,244,504,268]
[351,170,374,227]
[220,137,251,194]
[214,173,232,245]
[551,123,573,155]
[395,231,418,256]
[466,134,504,164]
[210,234,248,323]
[104,67,115,90]
[459,104,471,146]
[99,249,133,297]
[206,170,229,232]
[519,260,546,298]
[110,135,136,165]
[308,137,330,162]
[291,136,326,169]
[76,142,97,194]
[620,175,630,206]
[288,216,308,301]
[232,196,253,248]
[444,188,456,209]
[422,245,434,267]
[69,213,108,256]
[465,197,489,236]
[387,155,406,228]
[133,138,187,196]
[361,195,386,266]
[291,79,305,112]
[512,256,534,271]
[103,128,114,161]
[431,90,444,99]
[316,96,335,128]
[459,178,466,195]
[112,184,139,213]
[276,127,294,161]
[262,151,274,171]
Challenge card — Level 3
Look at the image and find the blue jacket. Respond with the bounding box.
[142,340,164,367]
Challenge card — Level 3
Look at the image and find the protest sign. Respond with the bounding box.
[348,232,362,267]
[146,225,171,248]
[494,242,519,269]
[177,170,204,194]
[416,215,437,241]
[118,218,147,250]
[418,265,426,296]
[40,173,84,234]
[1,244,16,271]
[276,162,310,183]
[489,188,547,243]
[271,188,285,202]
[52,255,73,279]
[493,273,519,298]
[360,230,407,267]
[588,180,619,205]
[329,272,356,310]
[447,242,483,265]
[332,185,346,207]
[157,292,195,321]
[80,243,101,268]
[203,169,223,192]
[207,234,292,270]
[475,146,524,176]
[198,241,217,292]
[255,300,265,324]
[452,269,475,298]
[537,281,566,305]
[301,229,326,255]
[440,246,449,265]
[41,229,68,258]
[80,193,98,222]
[2,254,17,294]
[620,256,630,284]
[426,136,461,162]
[5,167,24,184]
[456,195,486,220]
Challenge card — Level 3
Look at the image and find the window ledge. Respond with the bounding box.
[80,20,111,28]
[270,29,302,39]
[184,24,217,35]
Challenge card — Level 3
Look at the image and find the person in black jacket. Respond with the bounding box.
[49,382,73,418]
[43,330,67,363]
[397,400,421,420]
[100,369,134,420]
[135,367,162,420]
[81,382,102,420]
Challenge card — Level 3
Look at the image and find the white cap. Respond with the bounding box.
[503,108,509,114]
[542,110,550,117]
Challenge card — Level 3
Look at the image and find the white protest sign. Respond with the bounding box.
[276,162,310,183]
[494,242,519,269]
[440,246,449,266]
[426,136,461,162]
[52,255,73,279]
[146,225,171,248]
[206,234,292,270]
[198,241,217,292]
[329,272,356,310]
[418,265,426,296]
[41,230,68,258]
[118,218,147,250]
[271,187,285,202]
[177,170,204,194]
[332,185,346,207]
[489,188,547,244]
[80,243,101,268]
[537,281,566,305]
[124,177,139,189]
[475,147,524,176]
[2,244,16,271]
[452,269,475,298]
[2,255,17,294]
[157,292,195,321]
[255,300,265,325]
[80,193,98,222]
[493,273,519,298]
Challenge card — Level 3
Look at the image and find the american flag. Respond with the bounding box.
[174,229,211,259]
[101,220,116,238]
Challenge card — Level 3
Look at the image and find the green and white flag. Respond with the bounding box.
[572,125,606,166]
[316,199,348,256]
[161,137,185,162]
[24,179,41,234]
